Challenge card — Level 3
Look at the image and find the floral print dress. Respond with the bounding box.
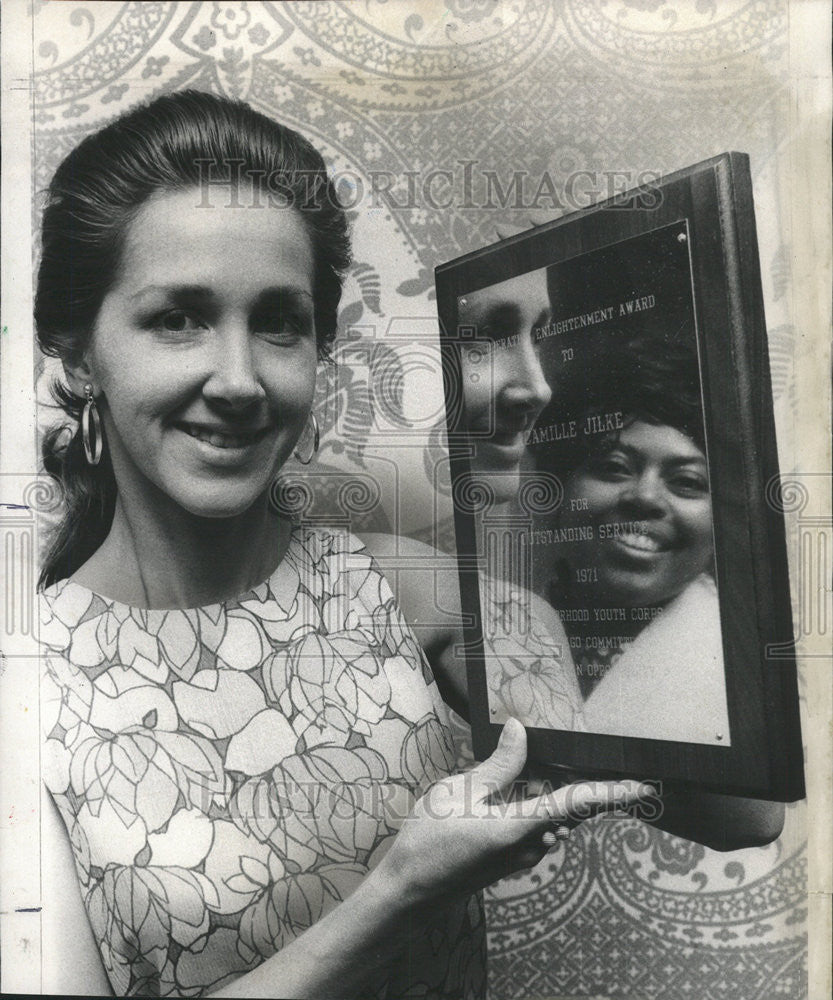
[481,576,585,732]
[40,527,486,998]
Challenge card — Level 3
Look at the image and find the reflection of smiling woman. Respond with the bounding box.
[544,335,730,745]
[454,270,586,731]
[560,420,713,611]
[458,269,552,505]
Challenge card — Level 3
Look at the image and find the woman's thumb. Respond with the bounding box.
[473,718,527,797]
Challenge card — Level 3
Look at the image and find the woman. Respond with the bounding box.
[456,267,553,506]
[443,268,584,731]
[537,333,730,744]
[35,90,648,998]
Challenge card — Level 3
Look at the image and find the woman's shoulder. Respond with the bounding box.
[38,575,115,656]
[288,524,389,579]
[645,573,720,641]
[289,524,393,595]
[672,572,719,611]
[583,574,728,743]
[40,574,83,607]
[357,531,450,562]
[292,523,367,553]
[356,532,462,640]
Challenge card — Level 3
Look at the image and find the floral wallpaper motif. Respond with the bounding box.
[30,3,806,998]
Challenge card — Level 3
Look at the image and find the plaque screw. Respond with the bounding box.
[677,232,687,243]
[716,733,723,741]
[460,297,468,305]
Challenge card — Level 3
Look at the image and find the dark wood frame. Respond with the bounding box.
[435,153,804,801]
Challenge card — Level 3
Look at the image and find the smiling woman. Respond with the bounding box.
[558,420,713,611]
[539,332,730,744]
[34,90,654,998]
[35,91,350,597]
[76,190,317,527]
[457,268,552,505]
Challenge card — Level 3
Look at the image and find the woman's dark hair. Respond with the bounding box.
[36,89,351,588]
[536,328,707,479]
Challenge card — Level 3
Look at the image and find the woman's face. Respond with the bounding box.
[77,187,318,520]
[459,269,552,504]
[559,420,713,607]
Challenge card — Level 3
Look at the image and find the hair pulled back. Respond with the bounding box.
[538,330,707,480]
[36,89,351,588]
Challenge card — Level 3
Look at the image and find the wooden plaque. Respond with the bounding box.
[435,153,804,801]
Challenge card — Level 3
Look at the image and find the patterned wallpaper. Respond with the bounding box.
[29,3,807,998]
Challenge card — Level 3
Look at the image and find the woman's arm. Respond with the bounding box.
[41,790,114,996]
[359,532,469,718]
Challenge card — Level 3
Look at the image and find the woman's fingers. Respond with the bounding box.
[470,723,657,829]
[468,718,528,803]
[381,738,656,903]
[546,825,573,843]
[513,778,655,824]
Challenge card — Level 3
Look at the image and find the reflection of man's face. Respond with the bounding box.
[559,420,713,607]
[459,269,552,504]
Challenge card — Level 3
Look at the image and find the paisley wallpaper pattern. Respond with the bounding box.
[29,3,806,998]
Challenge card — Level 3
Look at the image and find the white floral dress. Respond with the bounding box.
[40,527,486,998]
[481,576,585,732]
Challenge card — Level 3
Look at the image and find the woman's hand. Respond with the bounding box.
[375,718,653,910]
[542,766,784,851]
[214,722,651,998]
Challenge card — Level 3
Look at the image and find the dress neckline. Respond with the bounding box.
[42,523,307,614]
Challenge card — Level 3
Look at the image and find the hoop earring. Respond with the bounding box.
[81,383,103,466]
[293,412,319,465]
